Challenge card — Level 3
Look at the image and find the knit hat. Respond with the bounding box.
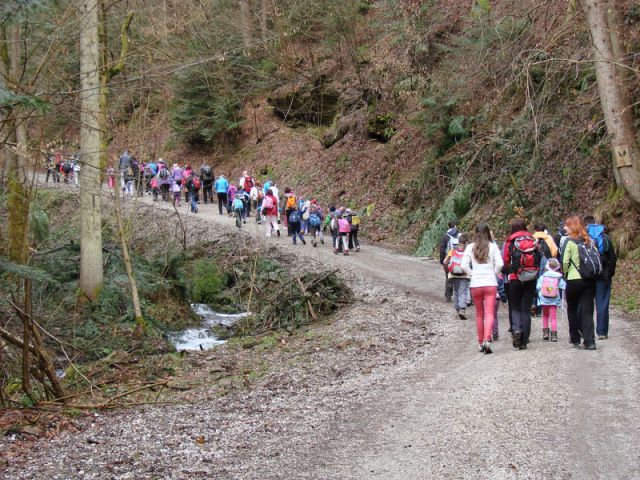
[546,258,561,272]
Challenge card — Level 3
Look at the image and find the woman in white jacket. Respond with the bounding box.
[462,222,504,354]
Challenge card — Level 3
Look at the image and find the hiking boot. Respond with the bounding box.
[276,230,280,237]
[571,342,581,348]
[492,333,499,341]
[519,343,528,350]
[321,239,325,245]
[483,341,493,354]
[458,309,466,320]
[543,328,550,341]
[333,248,338,254]
[513,331,522,349]
[301,238,306,245]
[445,297,452,303]
[478,344,485,353]
[550,331,558,342]
[343,251,349,256]
[356,247,360,252]
[597,335,608,340]
[583,343,597,351]
[312,240,317,247]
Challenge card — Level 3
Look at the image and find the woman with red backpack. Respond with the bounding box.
[503,219,540,350]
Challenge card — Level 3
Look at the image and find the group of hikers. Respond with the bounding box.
[44,150,80,186]
[439,216,616,354]
[110,150,363,255]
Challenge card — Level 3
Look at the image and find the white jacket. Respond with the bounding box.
[461,242,504,288]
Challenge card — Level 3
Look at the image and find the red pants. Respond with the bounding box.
[471,286,497,343]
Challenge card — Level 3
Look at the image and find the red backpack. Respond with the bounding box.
[448,249,465,275]
[192,176,201,190]
[244,176,254,192]
[509,235,541,281]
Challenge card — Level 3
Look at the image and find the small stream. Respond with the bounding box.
[167,304,250,352]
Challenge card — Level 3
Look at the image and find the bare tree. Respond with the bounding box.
[78,0,104,300]
[240,0,254,54]
[582,0,640,206]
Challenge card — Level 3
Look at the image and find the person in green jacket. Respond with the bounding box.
[562,216,596,350]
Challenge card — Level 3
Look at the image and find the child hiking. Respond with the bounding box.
[537,258,566,342]
[444,234,470,319]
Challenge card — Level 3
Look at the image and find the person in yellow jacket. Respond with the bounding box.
[533,223,558,259]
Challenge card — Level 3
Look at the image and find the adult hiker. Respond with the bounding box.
[118,149,132,189]
[461,222,504,354]
[562,216,598,350]
[584,215,617,340]
[261,188,279,237]
[200,162,214,204]
[439,220,459,302]
[215,174,229,215]
[283,188,297,235]
[503,219,541,350]
[345,208,361,252]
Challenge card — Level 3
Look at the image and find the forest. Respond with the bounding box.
[1,0,640,477]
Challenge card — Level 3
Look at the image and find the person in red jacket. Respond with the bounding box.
[261,189,280,238]
[503,219,540,350]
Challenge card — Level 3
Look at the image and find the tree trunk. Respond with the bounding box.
[114,172,146,337]
[240,0,254,54]
[582,0,640,206]
[79,0,104,300]
[259,0,269,43]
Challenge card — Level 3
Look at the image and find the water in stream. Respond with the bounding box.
[167,304,250,352]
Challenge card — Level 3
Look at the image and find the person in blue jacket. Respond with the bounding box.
[215,174,230,215]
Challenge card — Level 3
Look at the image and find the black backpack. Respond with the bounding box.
[62,162,72,174]
[537,238,552,259]
[201,165,212,179]
[568,239,603,280]
[158,168,169,180]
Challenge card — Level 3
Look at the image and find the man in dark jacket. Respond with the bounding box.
[439,220,459,302]
[584,215,617,339]
[200,163,214,204]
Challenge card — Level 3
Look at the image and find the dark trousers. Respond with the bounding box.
[508,279,536,344]
[217,192,228,214]
[444,268,453,300]
[286,208,295,235]
[348,229,359,249]
[202,181,213,203]
[291,222,304,244]
[566,279,596,346]
[505,282,514,332]
[160,184,170,201]
[595,278,612,336]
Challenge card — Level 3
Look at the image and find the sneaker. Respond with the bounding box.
[597,335,608,340]
[343,251,349,256]
[519,343,527,350]
[321,239,325,245]
[492,333,499,341]
[301,238,306,245]
[356,247,360,252]
[458,309,466,320]
[513,331,522,349]
[550,331,558,342]
[277,230,280,237]
[483,341,493,354]
[312,240,317,247]
[333,248,338,254]
[543,328,550,341]
[571,342,581,348]
[478,344,485,353]
[583,343,597,351]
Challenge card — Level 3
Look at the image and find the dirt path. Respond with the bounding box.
[3,189,640,479]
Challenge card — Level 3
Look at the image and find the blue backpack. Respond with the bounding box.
[586,224,605,254]
[289,210,301,224]
[309,212,321,228]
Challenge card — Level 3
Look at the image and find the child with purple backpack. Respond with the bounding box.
[536,258,566,342]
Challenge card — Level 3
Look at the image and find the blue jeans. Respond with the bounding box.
[189,192,198,213]
[595,278,612,336]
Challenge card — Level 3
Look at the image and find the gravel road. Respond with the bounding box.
[2,191,639,479]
